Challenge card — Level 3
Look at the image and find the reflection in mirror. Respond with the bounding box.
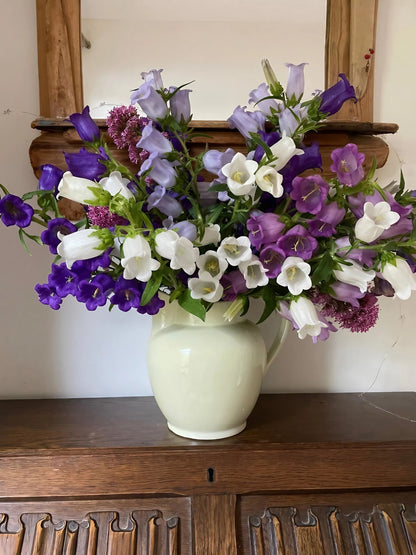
[81,0,326,119]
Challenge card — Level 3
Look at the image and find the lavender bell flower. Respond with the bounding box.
[318,73,356,116]
[248,82,279,116]
[140,152,177,188]
[290,175,330,214]
[39,164,64,194]
[259,244,286,278]
[227,106,266,139]
[162,216,197,241]
[308,202,346,238]
[41,218,77,254]
[220,270,249,301]
[68,106,100,142]
[0,194,34,228]
[335,236,377,267]
[64,147,107,181]
[169,87,192,122]
[330,143,365,186]
[147,185,183,218]
[276,224,318,260]
[137,125,172,156]
[203,148,235,176]
[246,212,285,249]
[278,107,301,137]
[285,63,307,102]
[140,69,164,90]
[329,281,365,308]
[131,81,168,120]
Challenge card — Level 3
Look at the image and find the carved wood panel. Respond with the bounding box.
[0,497,190,554]
[239,497,416,554]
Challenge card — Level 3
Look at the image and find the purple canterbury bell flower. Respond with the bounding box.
[140,152,177,188]
[203,148,235,176]
[329,281,365,308]
[251,131,281,163]
[285,63,307,102]
[76,274,114,311]
[330,143,365,186]
[169,86,192,122]
[39,164,64,194]
[138,292,165,315]
[248,82,279,116]
[137,125,172,156]
[221,270,249,301]
[41,218,77,254]
[227,105,266,139]
[290,175,330,214]
[318,73,356,116]
[162,216,197,241]
[280,142,322,192]
[68,106,100,142]
[259,244,286,278]
[276,224,318,260]
[335,236,377,267]
[246,212,285,249]
[110,277,143,312]
[48,262,79,297]
[131,81,168,120]
[147,185,183,218]
[308,202,346,238]
[64,147,107,181]
[0,194,34,228]
[35,283,62,310]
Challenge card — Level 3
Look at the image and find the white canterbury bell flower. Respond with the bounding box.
[255,165,284,198]
[333,260,375,293]
[355,201,400,243]
[276,256,312,295]
[381,257,416,300]
[121,234,160,282]
[221,152,258,197]
[188,274,224,302]
[289,296,327,340]
[238,255,269,288]
[155,230,199,275]
[217,236,252,266]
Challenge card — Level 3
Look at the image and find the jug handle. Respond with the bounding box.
[264,316,291,374]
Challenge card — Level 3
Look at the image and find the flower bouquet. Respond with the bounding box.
[1,60,416,342]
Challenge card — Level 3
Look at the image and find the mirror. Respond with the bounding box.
[80,0,327,120]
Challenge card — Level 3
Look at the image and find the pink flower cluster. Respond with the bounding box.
[106,106,150,164]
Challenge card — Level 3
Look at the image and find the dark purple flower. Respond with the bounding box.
[39,164,64,194]
[330,143,365,186]
[318,73,356,116]
[280,142,322,192]
[137,293,165,315]
[308,202,346,238]
[251,131,281,163]
[221,270,249,301]
[372,276,395,297]
[276,224,318,260]
[147,185,182,218]
[246,212,285,249]
[48,263,79,297]
[71,259,93,281]
[0,194,34,228]
[76,274,114,310]
[41,218,77,254]
[68,106,100,142]
[335,294,379,333]
[290,175,330,214]
[35,283,62,310]
[90,249,112,271]
[227,105,266,139]
[64,148,107,181]
[110,277,143,312]
[169,87,192,122]
[259,244,286,278]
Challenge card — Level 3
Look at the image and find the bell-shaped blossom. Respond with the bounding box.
[333,260,375,293]
[248,82,280,116]
[137,124,172,156]
[278,107,300,137]
[121,234,160,282]
[281,142,322,192]
[251,130,281,163]
[349,189,412,220]
[64,148,107,181]
[194,224,221,246]
[197,250,228,279]
[0,194,34,228]
[381,257,416,300]
[247,212,285,249]
[255,165,284,198]
[259,244,286,278]
[162,216,197,241]
[203,148,235,176]
[76,274,114,311]
[221,152,258,196]
[227,105,266,139]
[147,185,183,218]
[267,134,303,171]
[140,69,164,90]
[110,276,143,312]
[218,236,252,266]
[276,256,312,295]
[57,229,111,269]
[41,218,77,254]
[290,175,330,214]
[355,201,400,243]
[221,270,249,301]
[68,106,100,142]
[188,274,224,302]
[289,296,328,340]
[309,202,346,238]
[99,171,134,200]
[35,283,62,310]
[276,225,318,260]
[318,73,356,116]
[140,153,177,188]
[131,81,168,120]
[155,230,199,275]
[330,143,365,186]
[39,164,64,194]
[48,262,79,297]
[169,87,192,122]
[285,63,307,101]
[329,281,365,308]
[238,255,269,288]
[57,171,98,205]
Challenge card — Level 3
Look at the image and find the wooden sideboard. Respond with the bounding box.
[0,393,415,554]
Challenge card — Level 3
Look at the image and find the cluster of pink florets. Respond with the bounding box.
[86,206,128,228]
[106,106,150,165]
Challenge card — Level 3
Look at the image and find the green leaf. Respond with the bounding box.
[140,272,163,306]
[257,288,277,324]
[0,184,10,196]
[208,183,228,192]
[178,290,206,321]
[311,251,334,285]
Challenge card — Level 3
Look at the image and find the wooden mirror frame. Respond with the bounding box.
[31,0,397,179]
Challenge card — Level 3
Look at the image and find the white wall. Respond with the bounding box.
[0,0,415,399]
